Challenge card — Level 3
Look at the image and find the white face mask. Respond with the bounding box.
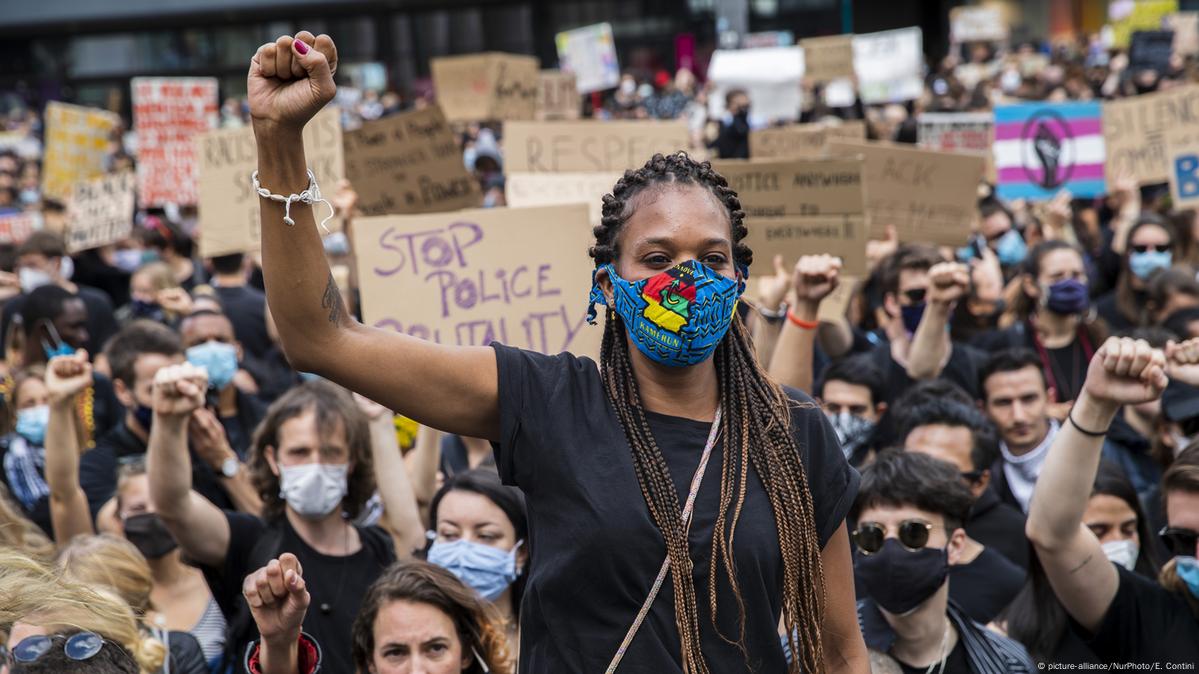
[1101,539,1139,572]
[278,463,348,519]
[18,267,52,293]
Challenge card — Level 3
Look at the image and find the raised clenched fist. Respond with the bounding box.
[792,254,842,305]
[45,350,92,406]
[1082,337,1167,407]
[248,32,339,135]
[152,363,209,420]
[927,262,970,306]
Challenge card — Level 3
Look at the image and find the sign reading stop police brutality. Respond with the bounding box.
[41,102,120,202]
[132,78,218,207]
[352,204,601,360]
[430,53,539,122]
[66,171,137,253]
[993,101,1106,200]
[503,120,690,173]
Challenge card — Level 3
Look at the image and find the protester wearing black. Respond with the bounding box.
[208,254,271,362]
[712,89,750,159]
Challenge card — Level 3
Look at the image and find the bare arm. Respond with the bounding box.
[147,364,231,568]
[43,353,94,544]
[820,523,869,673]
[250,33,499,440]
[769,256,841,392]
[905,262,967,380]
[405,423,442,526]
[359,396,425,557]
[752,255,792,367]
[1026,338,1166,633]
[1107,174,1141,256]
[816,315,854,360]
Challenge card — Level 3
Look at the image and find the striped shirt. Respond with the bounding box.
[190,597,228,667]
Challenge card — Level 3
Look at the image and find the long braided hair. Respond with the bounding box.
[590,152,826,672]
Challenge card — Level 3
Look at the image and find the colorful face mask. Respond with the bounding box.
[587,260,745,368]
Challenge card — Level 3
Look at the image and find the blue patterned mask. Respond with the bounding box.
[587,260,745,367]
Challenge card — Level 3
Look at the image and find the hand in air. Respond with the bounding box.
[248,32,339,133]
[1166,338,1199,388]
[1082,337,1167,407]
[926,262,970,306]
[152,363,209,419]
[243,553,309,646]
[792,255,842,305]
[45,350,92,406]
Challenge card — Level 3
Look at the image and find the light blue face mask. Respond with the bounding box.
[427,538,522,601]
[1176,556,1199,599]
[994,229,1027,267]
[15,405,49,446]
[1128,250,1172,280]
[185,340,239,391]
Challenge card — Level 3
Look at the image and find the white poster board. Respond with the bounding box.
[555,22,621,94]
[853,28,924,105]
[707,46,805,123]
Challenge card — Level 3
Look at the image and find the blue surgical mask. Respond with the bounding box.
[15,405,49,446]
[1177,556,1199,599]
[1045,278,1089,315]
[900,303,926,335]
[40,320,74,361]
[1128,250,1172,280]
[995,229,1027,267]
[587,260,745,368]
[112,249,144,273]
[186,340,238,391]
[427,538,522,601]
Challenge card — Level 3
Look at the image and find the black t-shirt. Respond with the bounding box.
[213,285,270,361]
[948,547,1026,624]
[439,434,497,478]
[895,639,969,674]
[1083,565,1199,664]
[866,341,986,405]
[202,512,395,673]
[965,487,1029,571]
[491,344,860,673]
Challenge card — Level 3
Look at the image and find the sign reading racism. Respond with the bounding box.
[994,101,1106,200]
[66,171,137,253]
[430,53,539,122]
[41,102,120,202]
[132,77,219,207]
[503,120,690,172]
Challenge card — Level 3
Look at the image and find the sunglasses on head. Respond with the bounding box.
[852,520,934,555]
[1131,244,1169,254]
[1,631,105,665]
[1159,526,1199,557]
[901,288,927,305]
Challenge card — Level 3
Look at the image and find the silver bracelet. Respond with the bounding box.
[251,169,334,232]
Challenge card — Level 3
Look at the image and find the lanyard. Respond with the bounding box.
[1030,320,1094,400]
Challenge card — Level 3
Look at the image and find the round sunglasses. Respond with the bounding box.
[1159,526,1199,557]
[1,631,105,665]
[852,520,935,555]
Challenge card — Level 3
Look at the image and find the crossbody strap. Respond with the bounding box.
[605,406,723,674]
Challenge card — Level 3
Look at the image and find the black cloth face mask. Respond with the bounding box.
[123,513,179,559]
[854,538,949,615]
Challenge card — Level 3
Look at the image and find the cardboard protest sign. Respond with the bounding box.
[918,112,995,180]
[743,215,868,276]
[0,211,42,245]
[828,139,985,246]
[800,35,855,81]
[853,28,924,104]
[1165,123,1199,208]
[994,101,1106,200]
[41,102,120,202]
[197,107,343,258]
[344,105,480,218]
[503,120,689,173]
[1166,12,1199,56]
[132,77,218,207]
[65,171,136,253]
[1102,84,1199,187]
[949,6,1008,43]
[555,22,620,94]
[707,47,804,122]
[1111,0,1177,48]
[1130,30,1176,71]
[536,71,580,120]
[504,172,620,226]
[749,121,867,160]
[430,53,539,122]
[352,204,601,359]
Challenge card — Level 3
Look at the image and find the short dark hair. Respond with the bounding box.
[892,379,974,409]
[11,632,139,673]
[880,243,943,297]
[18,285,77,338]
[102,320,183,387]
[893,398,1000,473]
[815,356,885,407]
[209,253,244,275]
[16,231,66,259]
[980,348,1046,400]
[850,449,975,530]
[978,196,1013,223]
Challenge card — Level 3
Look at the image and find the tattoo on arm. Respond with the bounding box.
[320,273,347,326]
[1068,554,1093,574]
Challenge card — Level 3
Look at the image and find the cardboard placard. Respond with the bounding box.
[918,112,995,181]
[1130,30,1175,71]
[1165,12,1199,56]
[1102,84,1199,187]
[710,157,865,219]
[994,101,1106,200]
[555,22,621,94]
[0,211,42,245]
[430,53,539,122]
[352,204,601,359]
[41,102,120,202]
[707,46,804,122]
[749,120,867,160]
[65,171,136,253]
[949,6,1009,43]
[504,172,621,226]
[1111,0,1177,48]
[743,215,867,276]
[817,274,858,323]
[344,105,480,218]
[197,107,343,258]
[132,77,218,207]
[853,28,924,104]
[827,139,985,246]
[536,71,581,120]
[800,35,855,81]
[503,120,690,173]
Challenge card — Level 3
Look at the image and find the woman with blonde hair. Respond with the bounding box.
[57,535,209,673]
[0,484,53,562]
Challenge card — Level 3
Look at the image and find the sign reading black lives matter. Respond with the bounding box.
[66,171,137,253]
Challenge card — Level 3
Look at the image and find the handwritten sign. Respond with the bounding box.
[749,120,867,160]
[352,204,601,359]
[503,120,689,173]
[0,212,42,245]
[132,77,218,207]
[344,105,480,218]
[853,28,924,104]
[949,6,1009,43]
[430,53,539,122]
[555,22,621,94]
[197,107,343,257]
[65,172,136,253]
[818,274,858,323]
[504,172,620,226]
[918,112,995,181]
[41,102,119,202]
[536,70,581,120]
[1102,84,1199,187]
[800,35,855,81]
[1166,12,1199,56]
[710,157,865,219]
[707,46,804,122]
[744,215,867,276]
[828,139,985,246]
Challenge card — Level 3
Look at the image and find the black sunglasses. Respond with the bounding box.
[1,631,105,665]
[1159,526,1199,557]
[901,288,927,305]
[852,520,933,555]
[1131,244,1169,254]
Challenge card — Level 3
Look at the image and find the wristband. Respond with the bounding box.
[786,310,819,330]
[1066,409,1108,437]
[758,302,788,320]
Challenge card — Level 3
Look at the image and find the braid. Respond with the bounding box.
[592,152,825,672]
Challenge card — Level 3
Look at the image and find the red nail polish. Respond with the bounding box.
[294,40,309,55]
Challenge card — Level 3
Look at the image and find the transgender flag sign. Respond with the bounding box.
[993,101,1106,200]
